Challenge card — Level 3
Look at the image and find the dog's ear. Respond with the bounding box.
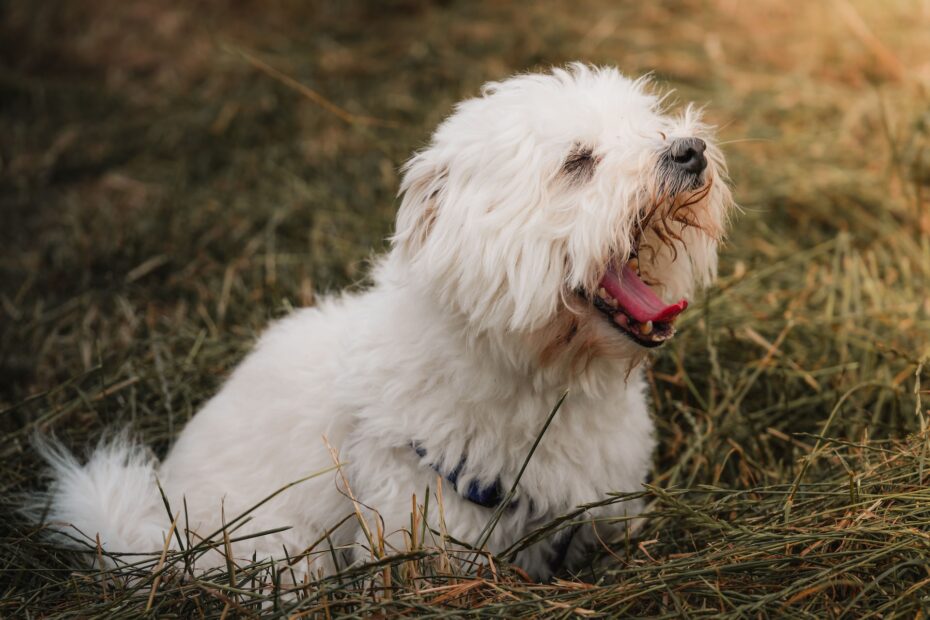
[392,154,447,257]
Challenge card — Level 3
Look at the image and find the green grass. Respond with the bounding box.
[2,0,930,616]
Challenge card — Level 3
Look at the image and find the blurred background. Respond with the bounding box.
[2,1,930,614]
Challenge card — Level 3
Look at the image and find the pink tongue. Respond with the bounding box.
[600,264,689,323]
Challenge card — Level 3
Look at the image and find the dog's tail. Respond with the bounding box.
[30,434,172,561]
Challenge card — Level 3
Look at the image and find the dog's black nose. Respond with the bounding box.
[669,138,707,175]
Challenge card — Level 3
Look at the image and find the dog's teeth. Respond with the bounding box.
[641,320,653,335]
[614,313,628,327]
[628,258,639,271]
[598,287,608,299]
[607,297,618,308]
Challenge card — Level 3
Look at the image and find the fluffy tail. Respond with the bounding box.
[32,435,173,559]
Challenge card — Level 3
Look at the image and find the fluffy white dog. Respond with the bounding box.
[39,64,732,580]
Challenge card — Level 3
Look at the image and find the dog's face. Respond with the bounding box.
[393,65,732,364]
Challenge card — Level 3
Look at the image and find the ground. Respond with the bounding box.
[2,0,930,617]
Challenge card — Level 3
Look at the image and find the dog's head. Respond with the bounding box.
[391,64,733,366]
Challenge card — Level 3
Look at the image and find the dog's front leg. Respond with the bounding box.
[556,498,646,576]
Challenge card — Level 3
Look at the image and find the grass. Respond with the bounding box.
[2,0,930,616]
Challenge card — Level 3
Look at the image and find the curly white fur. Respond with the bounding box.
[37,64,733,580]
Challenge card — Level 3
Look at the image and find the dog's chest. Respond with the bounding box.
[352,373,654,509]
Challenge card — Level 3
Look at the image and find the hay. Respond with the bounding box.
[2,0,929,616]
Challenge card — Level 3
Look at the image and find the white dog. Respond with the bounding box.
[39,64,732,580]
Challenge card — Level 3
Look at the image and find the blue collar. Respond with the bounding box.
[413,444,507,509]
[413,443,578,572]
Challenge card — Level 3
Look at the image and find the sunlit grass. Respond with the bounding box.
[2,0,929,616]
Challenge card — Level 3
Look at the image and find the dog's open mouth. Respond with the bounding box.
[591,257,688,347]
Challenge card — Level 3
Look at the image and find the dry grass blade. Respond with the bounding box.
[226,45,400,129]
[145,514,179,612]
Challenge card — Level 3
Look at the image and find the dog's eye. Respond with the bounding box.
[561,145,599,182]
